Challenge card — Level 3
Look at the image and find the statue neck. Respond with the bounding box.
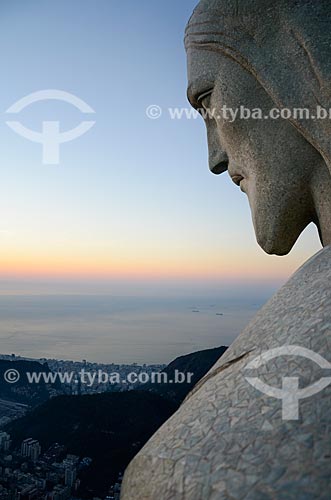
[311,160,331,247]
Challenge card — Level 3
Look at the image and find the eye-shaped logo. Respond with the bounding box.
[5,90,96,165]
[245,345,331,420]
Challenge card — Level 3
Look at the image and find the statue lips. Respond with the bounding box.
[230,173,244,187]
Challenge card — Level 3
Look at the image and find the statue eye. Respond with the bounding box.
[197,89,213,110]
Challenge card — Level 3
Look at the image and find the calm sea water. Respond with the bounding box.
[0,295,267,364]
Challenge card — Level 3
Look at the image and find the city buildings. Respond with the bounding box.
[0,434,11,453]
[20,440,41,463]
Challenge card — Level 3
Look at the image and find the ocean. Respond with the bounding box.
[0,294,268,364]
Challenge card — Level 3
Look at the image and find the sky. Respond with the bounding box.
[0,0,322,296]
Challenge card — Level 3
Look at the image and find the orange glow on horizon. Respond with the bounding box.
[0,244,308,283]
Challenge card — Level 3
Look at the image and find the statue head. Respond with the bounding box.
[185,0,331,255]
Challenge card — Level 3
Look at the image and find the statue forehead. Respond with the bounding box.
[184,0,276,51]
[186,0,318,30]
[187,0,277,21]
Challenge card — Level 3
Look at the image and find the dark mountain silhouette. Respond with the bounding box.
[142,346,228,404]
[0,359,62,406]
[5,346,227,497]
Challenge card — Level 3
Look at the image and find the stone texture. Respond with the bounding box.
[185,0,331,254]
[121,247,331,499]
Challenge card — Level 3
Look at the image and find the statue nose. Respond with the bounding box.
[210,160,229,175]
[209,153,229,175]
[206,123,229,174]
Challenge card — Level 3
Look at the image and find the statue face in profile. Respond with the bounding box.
[185,0,331,256]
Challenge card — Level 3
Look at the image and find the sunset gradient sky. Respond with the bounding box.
[0,0,321,296]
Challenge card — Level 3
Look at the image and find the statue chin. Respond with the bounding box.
[257,238,292,256]
[252,217,296,256]
[254,227,296,256]
[251,203,310,256]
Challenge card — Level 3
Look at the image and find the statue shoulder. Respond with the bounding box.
[210,245,331,373]
[121,247,331,500]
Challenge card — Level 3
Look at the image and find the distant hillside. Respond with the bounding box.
[142,346,228,404]
[6,391,177,497]
[0,359,62,407]
[5,346,228,497]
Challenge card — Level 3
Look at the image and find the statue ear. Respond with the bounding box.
[264,3,331,175]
